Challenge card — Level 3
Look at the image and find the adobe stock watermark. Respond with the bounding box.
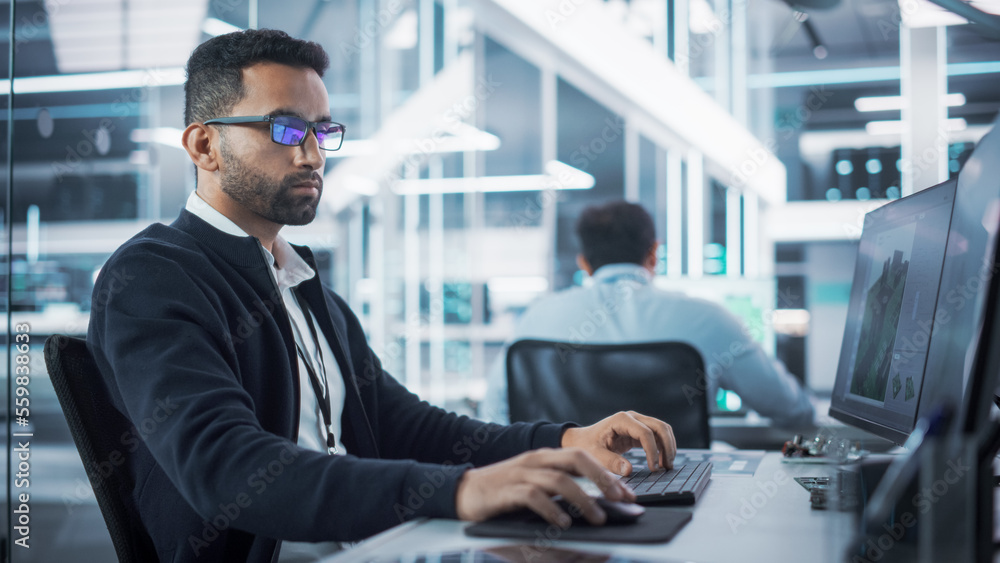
[567,117,625,172]
[392,424,506,521]
[548,280,638,362]
[730,85,833,190]
[14,0,73,53]
[89,266,136,314]
[679,285,799,406]
[674,2,738,74]
[51,67,179,183]
[841,200,891,239]
[775,86,835,142]
[222,290,284,353]
[875,0,925,41]
[508,186,562,231]
[730,140,779,191]
[899,125,954,188]
[891,256,1000,378]
[508,149,612,231]
[188,443,302,556]
[381,74,501,187]
[680,340,751,407]
[61,393,179,513]
[338,0,405,60]
[840,124,961,238]
[835,124,955,229]
[544,0,590,28]
[726,469,791,534]
[358,293,448,387]
[851,457,970,563]
[514,501,590,561]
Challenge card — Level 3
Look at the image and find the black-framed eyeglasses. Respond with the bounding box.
[203,115,346,151]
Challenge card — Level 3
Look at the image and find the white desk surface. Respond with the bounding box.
[325,452,857,563]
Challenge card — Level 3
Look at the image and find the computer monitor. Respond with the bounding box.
[924,117,1000,437]
[829,179,957,444]
[853,121,1000,561]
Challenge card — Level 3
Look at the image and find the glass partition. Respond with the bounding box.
[2,1,762,558]
[7,1,255,559]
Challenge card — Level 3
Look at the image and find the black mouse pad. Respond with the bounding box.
[464,507,692,544]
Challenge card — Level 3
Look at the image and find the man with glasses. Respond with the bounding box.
[88,29,675,563]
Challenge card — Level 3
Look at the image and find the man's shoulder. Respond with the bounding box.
[530,283,722,311]
[96,222,226,293]
[105,222,206,265]
[524,284,742,333]
[520,285,589,315]
[653,290,731,314]
[650,290,748,328]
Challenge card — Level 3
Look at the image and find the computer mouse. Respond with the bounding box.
[556,497,645,525]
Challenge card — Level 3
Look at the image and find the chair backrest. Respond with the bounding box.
[44,335,158,563]
[506,340,711,448]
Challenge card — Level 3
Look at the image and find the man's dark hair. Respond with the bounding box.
[184,29,329,125]
[575,201,656,272]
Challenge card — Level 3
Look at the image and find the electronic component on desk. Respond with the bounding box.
[781,434,868,464]
[794,472,860,511]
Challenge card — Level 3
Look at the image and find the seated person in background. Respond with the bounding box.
[88,31,675,563]
[481,200,815,429]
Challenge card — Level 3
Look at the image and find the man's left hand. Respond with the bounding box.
[560,411,676,476]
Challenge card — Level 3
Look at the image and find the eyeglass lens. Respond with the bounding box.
[272,116,343,150]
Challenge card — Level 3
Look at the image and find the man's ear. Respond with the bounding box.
[576,254,594,276]
[182,123,220,172]
[644,242,659,272]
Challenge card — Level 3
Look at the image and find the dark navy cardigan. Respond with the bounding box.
[88,210,565,562]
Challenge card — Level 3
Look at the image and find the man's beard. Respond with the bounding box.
[219,139,322,226]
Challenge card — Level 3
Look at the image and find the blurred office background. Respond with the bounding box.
[0,0,998,560]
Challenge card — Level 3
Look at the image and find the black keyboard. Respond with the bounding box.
[620,461,712,505]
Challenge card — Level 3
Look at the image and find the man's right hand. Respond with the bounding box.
[454,447,636,528]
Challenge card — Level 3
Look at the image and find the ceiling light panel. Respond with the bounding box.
[48,0,208,74]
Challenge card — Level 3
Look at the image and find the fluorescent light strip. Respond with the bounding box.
[392,174,589,195]
[855,93,966,112]
[949,61,1000,76]
[12,103,143,120]
[748,67,900,89]
[8,68,186,94]
[748,61,1000,89]
[330,131,501,159]
[392,160,595,195]
[130,127,185,149]
[865,117,967,136]
[10,63,1000,97]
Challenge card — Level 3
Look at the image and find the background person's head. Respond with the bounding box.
[575,201,658,276]
[181,29,332,235]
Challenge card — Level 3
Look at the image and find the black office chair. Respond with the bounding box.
[506,340,711,448]
[44,335,158,563]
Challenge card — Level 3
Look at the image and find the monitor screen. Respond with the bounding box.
[829,180,957,444]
